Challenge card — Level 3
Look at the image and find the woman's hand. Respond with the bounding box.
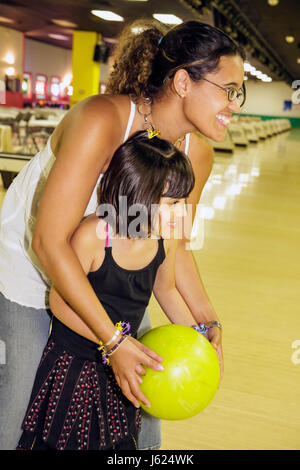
[109,336,164,408]
[207,326,223,386]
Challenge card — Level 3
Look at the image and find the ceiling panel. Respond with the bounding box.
[0,0,299,82]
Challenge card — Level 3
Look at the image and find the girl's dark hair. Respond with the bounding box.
[99,131,195,237]
[106,19,246,101]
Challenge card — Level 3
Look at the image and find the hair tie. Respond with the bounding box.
[146,128,161,139]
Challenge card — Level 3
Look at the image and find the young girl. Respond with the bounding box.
[16,130,212,450]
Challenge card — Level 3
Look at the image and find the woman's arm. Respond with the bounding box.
[33,97,122,344]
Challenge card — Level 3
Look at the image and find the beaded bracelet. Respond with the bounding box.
[192,323,211,335]
[104,328,121,347]
[192,321,222,336]
[106,335,128,357]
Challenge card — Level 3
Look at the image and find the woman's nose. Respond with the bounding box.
[228,99,241,113]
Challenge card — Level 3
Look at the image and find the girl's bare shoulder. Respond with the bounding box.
[71,215,105,250]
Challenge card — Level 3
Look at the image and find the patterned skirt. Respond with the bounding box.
[16,317,141,450]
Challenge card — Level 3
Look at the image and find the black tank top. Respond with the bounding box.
[87,223,166,337]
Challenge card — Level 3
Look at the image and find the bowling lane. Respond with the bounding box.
[149,129,300,450]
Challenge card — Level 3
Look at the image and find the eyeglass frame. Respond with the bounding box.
[201,77,246,106]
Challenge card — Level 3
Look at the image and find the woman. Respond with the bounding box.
[0,19,245,450]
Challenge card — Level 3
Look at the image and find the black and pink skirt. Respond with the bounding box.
[17,317,141,450]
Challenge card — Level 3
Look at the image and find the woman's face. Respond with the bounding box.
[184,54,245,142]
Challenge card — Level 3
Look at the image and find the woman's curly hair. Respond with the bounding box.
[106,19,245,102]
[106,19,166,100]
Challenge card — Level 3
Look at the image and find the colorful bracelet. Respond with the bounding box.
[107,335,128,357]
[104,329,121,347]
[192,323,211,335]
[192,321,222,336]
[98,320,132,366]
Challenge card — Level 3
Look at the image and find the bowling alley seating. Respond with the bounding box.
[240,119,259,143]
[252,118,267,140]
[206,130,235,152]
[228,117,249,146]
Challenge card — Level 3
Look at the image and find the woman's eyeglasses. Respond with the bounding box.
[202,77,246,107]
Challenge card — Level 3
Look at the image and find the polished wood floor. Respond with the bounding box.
[1,129,299,450]
[148,129,300,450]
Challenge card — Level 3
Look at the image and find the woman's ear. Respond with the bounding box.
[172,69,190,99]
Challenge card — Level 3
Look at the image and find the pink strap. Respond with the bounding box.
[105,223,112,248]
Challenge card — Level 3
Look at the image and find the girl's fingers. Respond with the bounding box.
[130,337,163,363]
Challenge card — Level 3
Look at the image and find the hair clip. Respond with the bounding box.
[158,37,163,46]
[146,128,161,139]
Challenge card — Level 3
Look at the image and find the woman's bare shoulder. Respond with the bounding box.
[52,94,131,153]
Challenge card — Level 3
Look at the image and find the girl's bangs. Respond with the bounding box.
[162,164,195,199]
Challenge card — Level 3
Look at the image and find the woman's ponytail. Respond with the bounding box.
[106,19,166,100]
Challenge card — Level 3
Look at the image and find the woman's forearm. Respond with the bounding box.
[174,240,219,324]
[33,237,116,344]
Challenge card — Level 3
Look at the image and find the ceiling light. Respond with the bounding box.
[91,10,124,21]
[0,16,14,24]
[244,62,252,72]
[51,19,78,28]
[48,34,69,41]
[4,52,15,65]
[153,14,182,25]
[297,58,300,64]
[131,26,147,34]
[5,67,15,76]
[268,0,279,5]
[285,36,295,43]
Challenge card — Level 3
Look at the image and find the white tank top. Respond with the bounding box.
[0,101,190,308]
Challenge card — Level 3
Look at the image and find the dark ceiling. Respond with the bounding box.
[0,0,299,83]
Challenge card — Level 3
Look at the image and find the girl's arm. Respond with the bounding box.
[153,239,196,327]
[175,133,218,323]
[175,133,223,378]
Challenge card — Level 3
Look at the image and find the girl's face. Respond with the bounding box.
[184,54,245,142]
[156,197,187,239]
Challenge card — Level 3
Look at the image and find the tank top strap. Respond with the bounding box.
[157,236,166,262]
[185,133,190,155]
[123,100,136,142]
[105,222,113,248]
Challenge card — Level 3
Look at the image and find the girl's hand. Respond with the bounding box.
[109,336,164,408]
[207,326,223,386]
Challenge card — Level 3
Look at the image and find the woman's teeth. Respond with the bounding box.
[216,114,230,127]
